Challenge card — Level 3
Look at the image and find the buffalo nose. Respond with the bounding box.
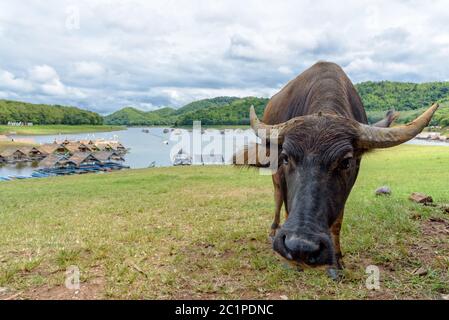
[283,234,323,265]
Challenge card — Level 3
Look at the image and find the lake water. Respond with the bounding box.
[0,127,447,178]
[0,127,257,178]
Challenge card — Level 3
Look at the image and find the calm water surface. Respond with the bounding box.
[0,127,256,177]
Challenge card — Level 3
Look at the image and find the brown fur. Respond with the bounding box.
[263,61,368,125]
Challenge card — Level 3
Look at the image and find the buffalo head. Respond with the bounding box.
[234,103,439,271]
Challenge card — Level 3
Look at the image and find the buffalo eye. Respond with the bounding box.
[338,154,353,170]
[280,154,289,166]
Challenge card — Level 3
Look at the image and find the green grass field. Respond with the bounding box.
[0,145,448,299]
[0,125,125,136]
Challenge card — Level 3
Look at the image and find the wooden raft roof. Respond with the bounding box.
[67,152,100,166]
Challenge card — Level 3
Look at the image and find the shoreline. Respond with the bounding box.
[0,125,126,136]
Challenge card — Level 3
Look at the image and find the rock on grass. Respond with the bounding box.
[375,186,391,196]
[409,192,433,204]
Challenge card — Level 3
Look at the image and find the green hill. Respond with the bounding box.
[0,99,103,125]
[103,106,177,125]
[356,81,449,111]
[104,81,449,127]
[104,97,241,125]
[356,81,449,125]
[176,97,268,125]
[175,96,240,115]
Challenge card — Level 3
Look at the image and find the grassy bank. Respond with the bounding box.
[0,145,448,299]
[0,125,125,136]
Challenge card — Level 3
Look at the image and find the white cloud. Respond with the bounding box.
[0,0,449,113]
[0,65,86,101]
[278,66,293,75]
[71,61,105,77]
[0,69,33,92]
[29,65,59,83]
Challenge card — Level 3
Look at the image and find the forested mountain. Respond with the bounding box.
[104,106,176,126]
[104,97,242,125]
[356,81,449,111]
[175,97,268,125]
[0,99,103,125]
[175,96,240,115]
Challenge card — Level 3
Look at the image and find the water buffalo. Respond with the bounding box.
[234,61,438,276]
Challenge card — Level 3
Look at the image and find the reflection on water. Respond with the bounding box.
[0,162,37,177]
[0,127,447,178]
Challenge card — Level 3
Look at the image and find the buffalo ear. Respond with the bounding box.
[373,109,400,128]
[232,142,273,168]
[356,103,439,149]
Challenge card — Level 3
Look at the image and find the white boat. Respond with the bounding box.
[173,149,192,166]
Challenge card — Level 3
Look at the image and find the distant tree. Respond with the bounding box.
[0,100,103,125]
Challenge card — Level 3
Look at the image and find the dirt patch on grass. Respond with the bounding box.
[1,281,104,300]
[411,218,449,272]
[371,217,449,299]
[23,278,104,300]
[410,218,448,262]
[323,216,449,300]
[2,266,105,300]
[422,217,449,238]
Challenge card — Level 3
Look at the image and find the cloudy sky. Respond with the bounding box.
[1,0,449,114]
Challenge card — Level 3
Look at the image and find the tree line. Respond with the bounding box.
[0,100,103,125]
[356,81,449,111]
